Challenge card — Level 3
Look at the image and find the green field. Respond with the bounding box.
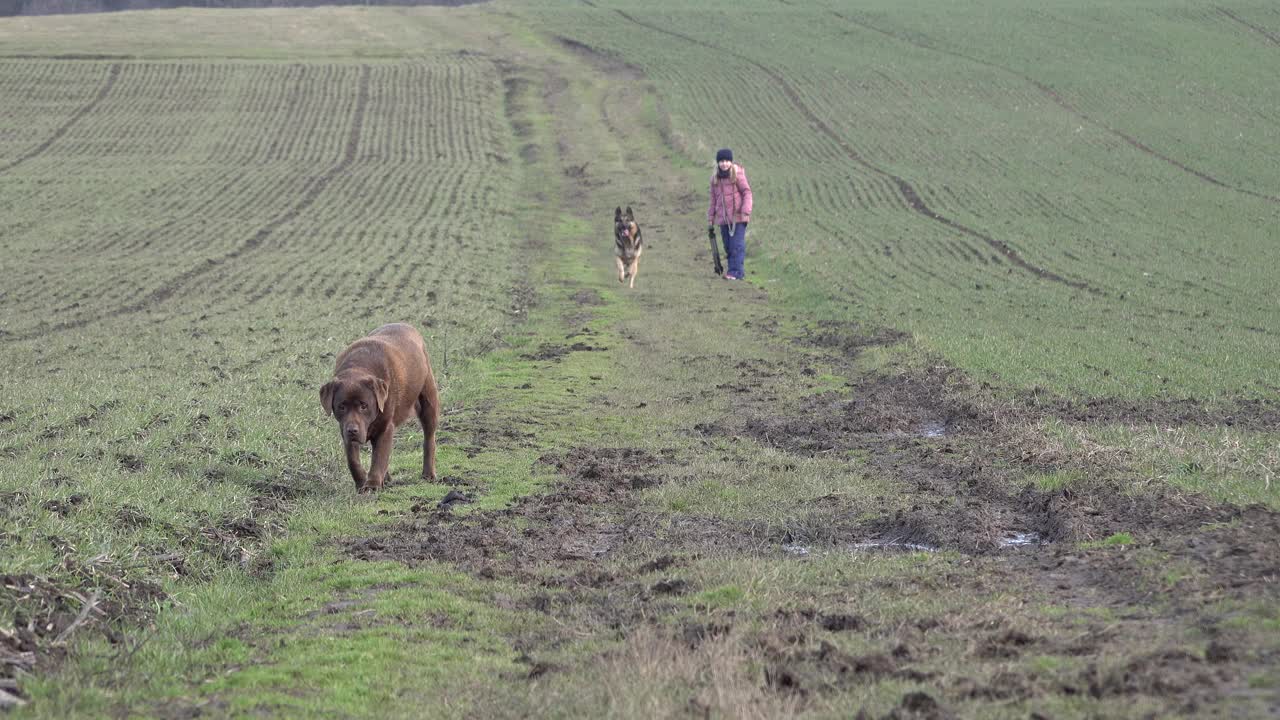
[1,1,1278,718]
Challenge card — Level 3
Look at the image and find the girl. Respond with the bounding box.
[707,148,753,280]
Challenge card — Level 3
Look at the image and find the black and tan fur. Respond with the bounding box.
[613,206,643,289]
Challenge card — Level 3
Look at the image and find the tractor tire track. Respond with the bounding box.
[0,62,122,174]
[9,65,371,341]
[832,9,1280,206]
[585,1,1097,294]
[1217,7,1280,46]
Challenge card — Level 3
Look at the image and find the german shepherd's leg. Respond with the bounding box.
[629,247,642,288]
[615,255,626,283]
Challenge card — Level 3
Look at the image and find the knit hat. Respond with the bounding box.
[715,148,733,163]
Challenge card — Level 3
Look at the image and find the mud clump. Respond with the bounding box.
[805,322,910,358]
[974,629,1038,659]
[885,690,954,720]
[519,342,606,361]
[818,613,865,632]
[762,640,911,698]
[570,289,604,306]
[1084,649,1221,699]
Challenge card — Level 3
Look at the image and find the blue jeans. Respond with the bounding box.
[718,222,747,277]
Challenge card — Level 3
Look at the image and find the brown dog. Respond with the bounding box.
[614,206,643,288]
[320,323,439,493]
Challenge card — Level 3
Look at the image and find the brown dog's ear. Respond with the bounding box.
[320,381,338,416]
[370,378,389,414]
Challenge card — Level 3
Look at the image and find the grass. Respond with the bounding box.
[3,1,1280,718]
[646,450,893,524]
[1082,531,1135,548]
[1038,420,1280,509]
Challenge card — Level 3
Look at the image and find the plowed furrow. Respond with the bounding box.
[14,65,373,339]
[1217,6,1280,46]
[834,10,1280,206]
[0,62,121,174]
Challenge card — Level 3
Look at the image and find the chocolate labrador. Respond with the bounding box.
[320,323,439,492]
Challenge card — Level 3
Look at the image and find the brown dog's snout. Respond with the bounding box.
[343,423,363,442]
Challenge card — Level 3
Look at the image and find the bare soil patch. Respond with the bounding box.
[2,460,298,700]
[1,569,167,696]
[519,325,608,362]
[1024,393,1280,430]
[570,288,604,306]
[344,447,678,583]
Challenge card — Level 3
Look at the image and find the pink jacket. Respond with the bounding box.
[708,163,753,225]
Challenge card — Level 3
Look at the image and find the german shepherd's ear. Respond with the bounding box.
[614,206,622,219]
[624,206,634,219]
[320,381,338,417]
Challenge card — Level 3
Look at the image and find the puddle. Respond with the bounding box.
[782,545,810,557]
[851,540,937,553]
[918,421,947,438]
[999,531,1042,548]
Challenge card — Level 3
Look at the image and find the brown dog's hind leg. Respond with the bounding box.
[365,430,395,492]
[344,440,368,492]
[417,389,439,481]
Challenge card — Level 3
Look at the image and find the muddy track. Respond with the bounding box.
[343,358,1278,715]
[698,322,1280,689]
[830,9,1280,206]
[9,65,372,341]
[0,62,122,175]
[699,340,1174,554]
[1218,6,1280,46]
[583,1,1100,295]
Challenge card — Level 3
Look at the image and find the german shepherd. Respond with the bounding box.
[614,206,643,288]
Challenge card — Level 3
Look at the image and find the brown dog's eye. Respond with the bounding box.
[360,402,367,410]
